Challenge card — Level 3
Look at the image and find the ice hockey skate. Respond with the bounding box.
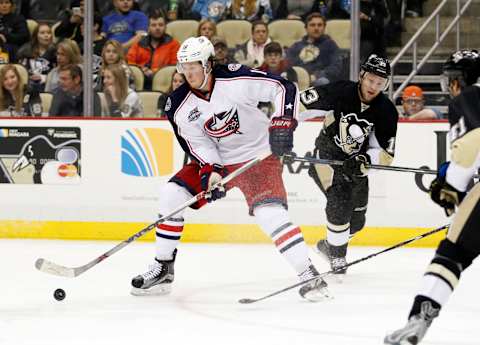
[384,301,439,345]
[298,265,332,302]
[315,239,347,282]
[131,250,177,296]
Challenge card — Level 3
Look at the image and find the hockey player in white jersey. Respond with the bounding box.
[130,36,330,301]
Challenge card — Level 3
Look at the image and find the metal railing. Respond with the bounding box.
[388,0,474,101]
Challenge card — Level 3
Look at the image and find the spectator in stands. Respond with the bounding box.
[49,64,100,116]
[192,0,231,22]
[274,0,327,20]
[18,0,69,22]
[54,0,85,45]
[17,23,56,93]
[157,70,185,116]
[103,63,143,117]
[0,64,43,116]
[258,41,298,84]
[127,10,180,89]
[359,0,387,61]
[98,39,134,90]
[233,20,271,68]
[102,0,148,50]
[196,19,217,41]
[211,36,236,65]
[401,85,443,120]
[384,0,402,46]
[45,39,82,93]
[286,13,342,86]
[135,0,196,20]
[0,0,30,61]
[230,0,273,22]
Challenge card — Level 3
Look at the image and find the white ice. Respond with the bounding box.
[1,239,478,345]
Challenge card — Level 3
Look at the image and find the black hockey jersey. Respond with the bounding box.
[300,80,398,164]
[445,84,480,191]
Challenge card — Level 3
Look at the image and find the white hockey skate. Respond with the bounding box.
[315,239,347,282]
[298,265,333,302]
[384,301,439,345]
[131,250,176,296]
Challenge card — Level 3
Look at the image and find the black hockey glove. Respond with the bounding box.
[343,153,371,179]
[269,116,298,157]
[200,163,227,202]
[429,162,466,216]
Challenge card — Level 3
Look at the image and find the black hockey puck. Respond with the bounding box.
[54,288,66,301]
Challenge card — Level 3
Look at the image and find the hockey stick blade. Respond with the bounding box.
[35,151,271,278]
[238,224,448,304]
[35,258,77,277]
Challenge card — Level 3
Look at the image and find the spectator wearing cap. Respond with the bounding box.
[401,85,443,120]
[233,20,271,68]
[286,12,342,86]
[126,10,180,90]
[211,36,236,65]
[258,41,298,84]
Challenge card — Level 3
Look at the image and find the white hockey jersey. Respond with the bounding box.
[165,64,299,165]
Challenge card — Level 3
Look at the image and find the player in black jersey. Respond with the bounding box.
[299,54,398,278]
[384,49,480,345]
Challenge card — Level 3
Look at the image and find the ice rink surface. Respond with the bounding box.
[1,239,478,345]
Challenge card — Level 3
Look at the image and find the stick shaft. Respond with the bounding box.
[290,156,439,175]
[240,224,448,304]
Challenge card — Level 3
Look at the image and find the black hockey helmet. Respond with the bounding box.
[361,54,391,79]
[442,49,480,88]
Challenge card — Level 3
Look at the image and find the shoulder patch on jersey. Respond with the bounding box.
[228,63,242,72]
[188,107,202,122]
[164,97,172,112]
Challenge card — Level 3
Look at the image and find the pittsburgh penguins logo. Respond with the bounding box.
[204,107,242,139]
[334,113,373,155]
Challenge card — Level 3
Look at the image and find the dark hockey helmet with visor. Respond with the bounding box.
[441,49,480,93]
[360,54,391,91]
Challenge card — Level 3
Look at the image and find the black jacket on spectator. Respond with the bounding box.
[17,44,57,92]
[274,0,322,20]
[54,10,83,45]
[49,89,101,117]
[18,0,70,22]
[0,86,43,117]
[0,12,30,60]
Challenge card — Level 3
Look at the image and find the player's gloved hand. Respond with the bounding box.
[343,153,371,179]
[281,151,297,164]
[269,116,298,157]
[199,163,227,202]
[429,162,466,216]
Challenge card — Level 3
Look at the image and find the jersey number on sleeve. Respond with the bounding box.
[300,88,319,105]
[449,116,467,143]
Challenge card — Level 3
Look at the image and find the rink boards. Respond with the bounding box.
[0,118,455,246]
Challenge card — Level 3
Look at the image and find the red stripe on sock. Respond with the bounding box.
[157,224,184,232]
[274,227,301,246]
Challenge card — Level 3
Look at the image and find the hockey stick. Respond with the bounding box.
[238,224,449,304]
[286,154,480,178]
[35,151,271,278]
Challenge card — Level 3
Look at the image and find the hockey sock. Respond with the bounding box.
[155,183,191,260]
[155,217,184,260]
[326,221,350,257]
[254,204,311,274]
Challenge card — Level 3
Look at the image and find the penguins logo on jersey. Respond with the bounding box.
[334,113,373,154]
[204,106,242,139]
